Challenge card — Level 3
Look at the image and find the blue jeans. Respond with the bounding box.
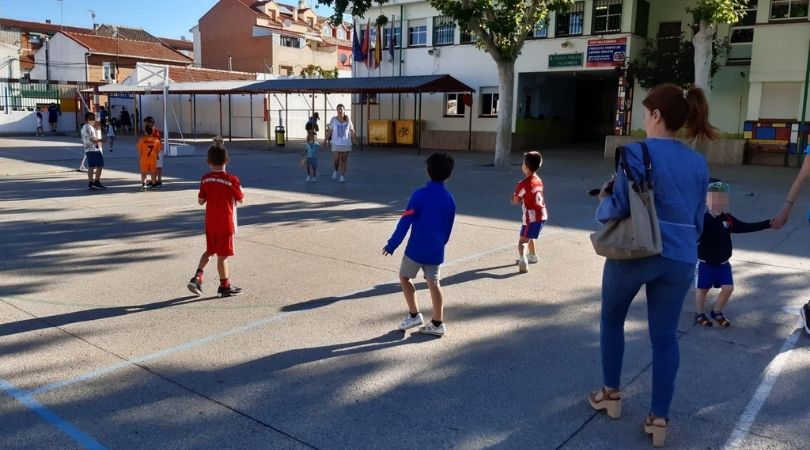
[600,255,694,418]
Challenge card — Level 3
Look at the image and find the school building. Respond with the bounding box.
[350,0,810,157]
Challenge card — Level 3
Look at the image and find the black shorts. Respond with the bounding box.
[86,151,104,168]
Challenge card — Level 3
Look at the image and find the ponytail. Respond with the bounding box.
[684,87,718,142]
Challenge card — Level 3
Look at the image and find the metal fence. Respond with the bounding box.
[0,78,96,112]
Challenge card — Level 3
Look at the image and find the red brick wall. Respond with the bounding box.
[200,0,273,72]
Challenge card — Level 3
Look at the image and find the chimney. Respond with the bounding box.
[298,0,307,9]
[293,7,298,23]
[45,19,52,24]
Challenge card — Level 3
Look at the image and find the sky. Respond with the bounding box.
[0,0,340,40]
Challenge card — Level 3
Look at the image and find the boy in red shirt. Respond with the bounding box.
[187,144,245,297]
[511,151,548,273]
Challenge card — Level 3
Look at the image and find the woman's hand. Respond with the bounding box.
[772,204,791,229]
[598,175,615,200]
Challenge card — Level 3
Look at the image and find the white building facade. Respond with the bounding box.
[353,0,810,151]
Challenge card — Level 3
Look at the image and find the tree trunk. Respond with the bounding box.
[494,61,515,168]
[692,20,713,102]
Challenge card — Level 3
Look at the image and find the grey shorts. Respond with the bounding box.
[400,255,441,281]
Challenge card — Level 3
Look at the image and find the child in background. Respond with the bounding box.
[136,125,161,191]
[511,151,548,273]
[383,153,456,336]
[106,121,116,152]
[694,181,771,328]
[36,110,44,136]
[187,144,245,297]
[304,131,320,182]
[144,116,165,187]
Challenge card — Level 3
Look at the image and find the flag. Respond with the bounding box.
[373,25,382,69]
[361,19,370,65]
[352,25,366,62]
[387,21,395,63]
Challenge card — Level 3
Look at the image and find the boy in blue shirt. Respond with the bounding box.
[383,153,456,336]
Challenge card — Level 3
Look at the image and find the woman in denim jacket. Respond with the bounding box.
[588,84,714,448]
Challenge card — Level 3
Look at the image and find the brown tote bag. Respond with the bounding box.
[590,142,662,260]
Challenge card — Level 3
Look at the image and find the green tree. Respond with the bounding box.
[326,0,572,167]
[628,37,728,90]
[687,0,749,101]
[300,65,339,79]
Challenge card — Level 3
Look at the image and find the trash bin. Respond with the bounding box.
[275,125,286,146]
[368,120,395,145]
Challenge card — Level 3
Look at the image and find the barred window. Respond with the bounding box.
[527,19,549,39]
[460,28,476,44]
[592,0,623,34]
[384,26,401,49]
[656,21,681,53]
[556,1,585,37]
[433,16,455,46]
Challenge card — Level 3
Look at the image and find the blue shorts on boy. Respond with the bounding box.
[519,221,545,239]
[86,151,104,168]
[696,261,733,289]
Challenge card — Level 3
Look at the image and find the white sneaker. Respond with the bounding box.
[398,313,424,330]
[527,253,539,264]
[305,176,311,182]
[339,175,346,183]
[332,171,338,179]
[419,322,446,336]
[518,257,528,273]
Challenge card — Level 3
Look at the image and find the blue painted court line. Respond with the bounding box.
[31,311,298,396]
[0,378,106,450]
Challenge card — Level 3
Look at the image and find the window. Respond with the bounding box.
[280,35,301,48]
[445,93,466,117]
[383,26,401,49]
[408,20,427,47]
[771,0,809,20]
[656,21,681,53]
[730,0,757,44]
[555,1,585,37]
[527,19,549,39]
[433,16,455,46]
[592,0,623,34]
[460,28,476,44]
[102,62,116,80]
[279,65,293,76]
[480,87,499,116]
[337,28,346,40]
[322,25,331,37]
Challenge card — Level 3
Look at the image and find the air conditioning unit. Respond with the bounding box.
[29,34,42,45]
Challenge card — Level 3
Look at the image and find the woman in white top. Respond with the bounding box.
[325,104,355,183]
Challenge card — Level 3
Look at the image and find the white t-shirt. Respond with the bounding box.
[328,116,354,147]
[81,124,100,153]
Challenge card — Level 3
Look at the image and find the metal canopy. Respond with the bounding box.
[93,80,259,95]
[242,75,475,94]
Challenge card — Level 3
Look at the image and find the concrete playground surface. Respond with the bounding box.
[0,135,809,450]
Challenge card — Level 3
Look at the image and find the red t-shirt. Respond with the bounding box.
[198,170,244,235]
[514,175,548,224]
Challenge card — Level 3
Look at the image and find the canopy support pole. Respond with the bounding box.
[228,94,232,142]
[417,92,422,155]
[249,94,254,138]
[468,95,473,152]
[192,94,197,139]
[218,94,223,137]
[360,92,364,152]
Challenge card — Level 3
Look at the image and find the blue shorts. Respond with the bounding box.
[519,221,545,239]
[696,261,733,289]
[86,151,104,168]
[306,157,317,169]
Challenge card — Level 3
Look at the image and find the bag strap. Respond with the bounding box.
[638,141,653,190]
[617,141,653,191]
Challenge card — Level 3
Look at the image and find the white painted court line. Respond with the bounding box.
[28,217,593,396]
[723,329,803,449]
[0,378,106,450]
[31,311,298,396]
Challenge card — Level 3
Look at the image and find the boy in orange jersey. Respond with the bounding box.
[137,124,161,191]
[144,116,165,187]
[187,144,245,297]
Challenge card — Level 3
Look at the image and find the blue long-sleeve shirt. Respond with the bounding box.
[596,138,709,264]
[385,180,456,265]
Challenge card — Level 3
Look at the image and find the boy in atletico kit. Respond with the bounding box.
[187,144,245,297]
[512,151,548,273]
